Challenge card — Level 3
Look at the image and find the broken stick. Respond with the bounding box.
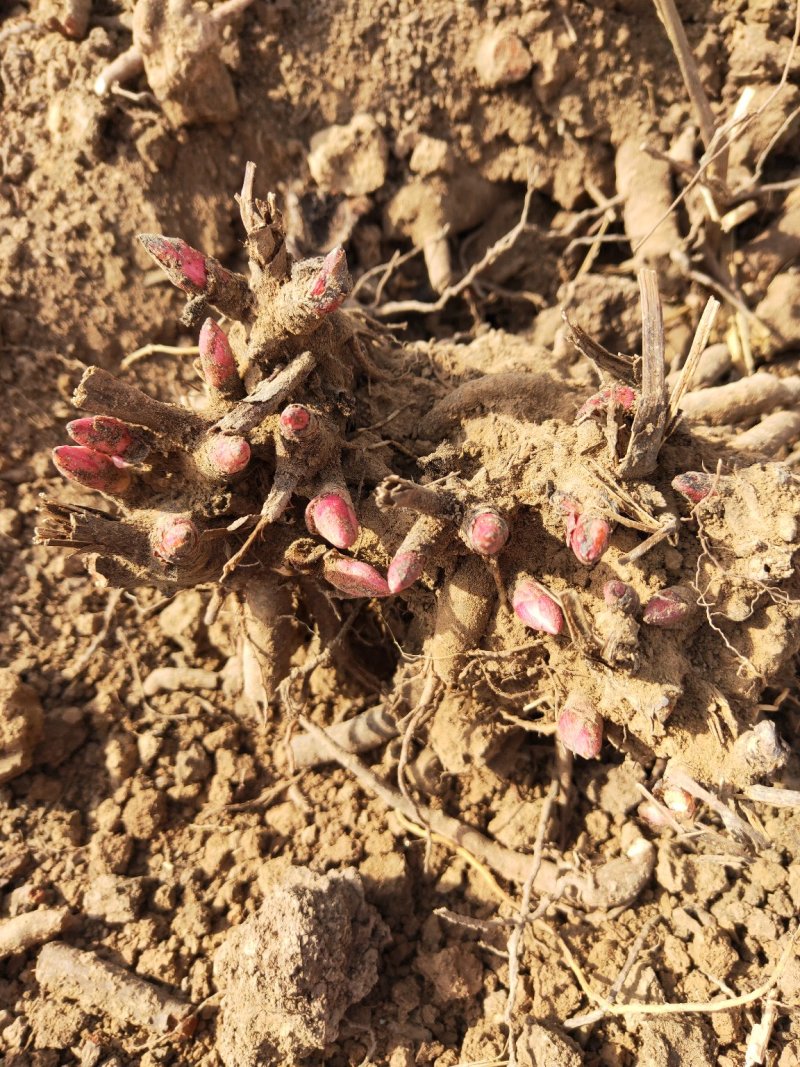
[36,942,192,1035]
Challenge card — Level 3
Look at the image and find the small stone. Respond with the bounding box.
[105,735,139,784]
[83,875,145,924]
[213,864,388,1065]
[89,831,134,876]
[475,28,532,89]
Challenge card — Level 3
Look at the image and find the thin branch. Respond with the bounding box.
[504,780,560,1066]
[564,916,661,1029]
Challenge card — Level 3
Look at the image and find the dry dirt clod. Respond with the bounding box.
[213,864,389,1066]
[0,669,44,785]
[308,113,388,197]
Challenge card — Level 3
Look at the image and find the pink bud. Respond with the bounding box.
[557,693,603,759]
[323,555,390,597]
[199,319,240,392]
[305,491,359,549]
[279,404,315,441]
[512,580,563,635]
[138,234,208,294]
[672,471,716,504]
[203,435,251,476]
[637,800,672,829]
[387,550,425,594]
[654,782,697,820]
[461,507,509,556]
[308,246,351,315]
[569,514,611,566]
[576,384,637,422]
[52,446,131,494]
[603,580,640,615]
[151,514,199,564]
[642,586,694,628]
[67,416,149,462]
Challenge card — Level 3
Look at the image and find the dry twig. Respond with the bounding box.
[558,924,798,1018]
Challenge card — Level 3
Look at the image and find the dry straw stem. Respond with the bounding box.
[618,269,667,479]
[742,785,800,808]
[396,811,512,906]
[666,296,720,431]
[634,0,800,257]
[745,991,778,1067]
[298,716,656,909]
[652,0,720,168]
[558,923,798,1020]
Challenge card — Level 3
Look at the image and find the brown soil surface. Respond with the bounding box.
[3,1,800,1065]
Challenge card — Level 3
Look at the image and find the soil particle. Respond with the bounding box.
[213,863,389,1065]
[121,788,167,839]
[416,944,484,1003]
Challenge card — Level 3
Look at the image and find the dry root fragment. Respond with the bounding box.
[679,374,800,425]
[0,908,71,959]
[616,138,682,273]
[141,666,218,697]
[36,942,192,1035]
[733,410,800,455]
[289,704,399,769]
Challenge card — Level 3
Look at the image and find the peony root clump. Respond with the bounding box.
[37,165,800,858]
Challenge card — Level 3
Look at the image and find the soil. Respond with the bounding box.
[3,1,800,1065]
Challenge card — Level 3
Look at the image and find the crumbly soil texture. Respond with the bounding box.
[3,1,800,1065]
